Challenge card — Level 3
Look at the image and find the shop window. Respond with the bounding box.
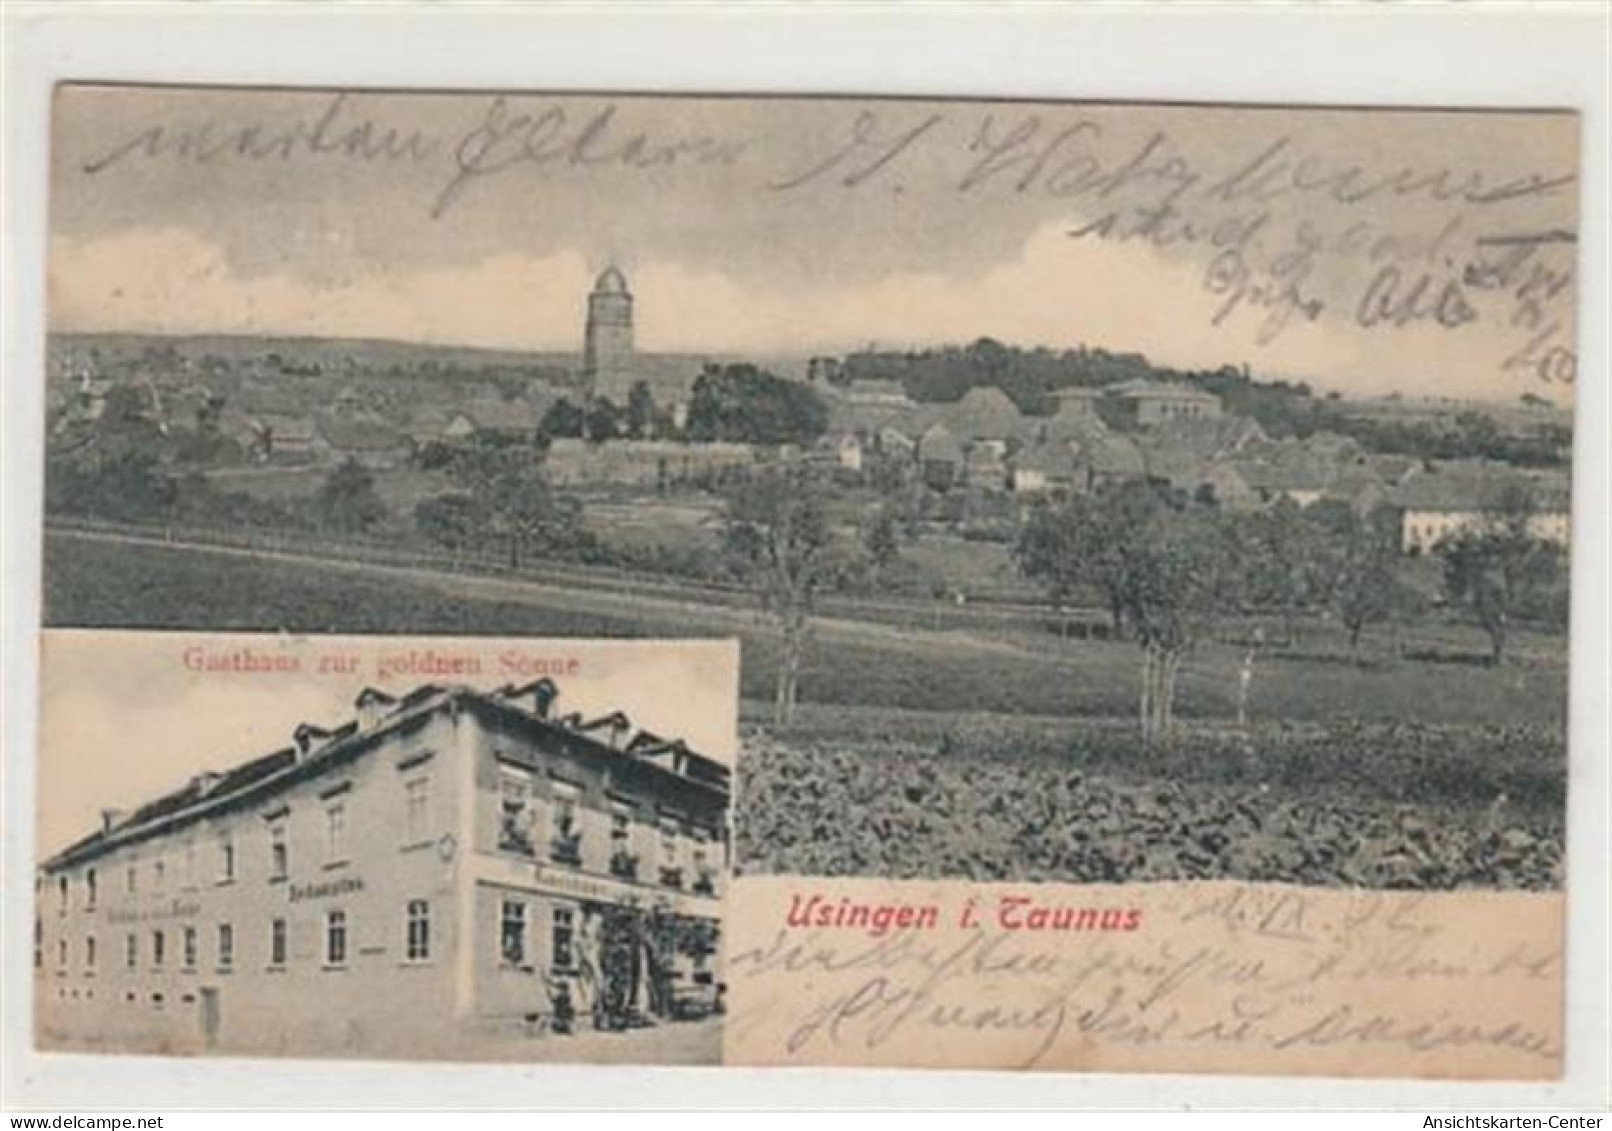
[405,900,430,962]
[270,918,287,967]
[217,923,234,970]
[551,906,575,972]
[325,909,347,966]
[498,769,535,856]
[500,900,527,967]
[404,777,430,844]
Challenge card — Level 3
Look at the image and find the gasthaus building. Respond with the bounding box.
[34,680,730,1058]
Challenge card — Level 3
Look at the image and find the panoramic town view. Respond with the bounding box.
[45,256,1573,893]
[42,87,1576,901]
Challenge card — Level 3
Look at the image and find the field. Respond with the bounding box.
[735,711,1566,890]
[44,533,1567,728]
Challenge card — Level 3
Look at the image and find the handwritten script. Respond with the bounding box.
[73,91,1580,385]
[724,878,1563,1078]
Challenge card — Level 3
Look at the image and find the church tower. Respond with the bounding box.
[583,265,635,405]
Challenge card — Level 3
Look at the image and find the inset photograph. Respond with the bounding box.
[33,632,734,1064]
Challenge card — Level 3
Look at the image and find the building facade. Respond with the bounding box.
[35,681,728,1059]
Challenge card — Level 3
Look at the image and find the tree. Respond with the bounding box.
[862,506,902,586]
[723,465,833,724]
[626,381,657,440]
[414,492,484,565]
[312,458,388,534]
[445,441,586,569]
[1309,503,1417,653]
[1439,486,1561,665]
[1020,482,1244,742]
[539,398,585,440]
[584,398,624,444]
[1018,480,1163,639]
[685,364,829,446]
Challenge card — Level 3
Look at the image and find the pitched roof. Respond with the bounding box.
[316,416,412,453]
[942,386,1025,441]
[1391,468,1571,512]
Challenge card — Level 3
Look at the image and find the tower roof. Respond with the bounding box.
[593,265,630,295]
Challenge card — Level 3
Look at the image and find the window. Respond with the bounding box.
[58,875,68,915]
[268,819,288,881]
[404,777,430,844]
[219,837,235,883]
[659,819,682,888]
[152,858,166,891]
[498,769,534,855]
[183,841,197,888]
[151,929,165,967]
[85,935,96,970]
[692,834,715,896]
[182,926,197,969]
[125,933,137,969]
[550,783,581,866]
[609,805,638,879]
[34,918,42,969]
[58,938,67,969]
[325,803,347,864]
[551,906,575,971]
[270,919,287,967]
[325,910,347,966]
[126,864,136,895]
[405,900,430,962]
[500,900,526,966]
[217,923,233,970]
[85,868,97,910]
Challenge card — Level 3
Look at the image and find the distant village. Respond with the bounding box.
[48,265,1573,567]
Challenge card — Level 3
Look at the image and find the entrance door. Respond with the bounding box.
[199,987,220,1049]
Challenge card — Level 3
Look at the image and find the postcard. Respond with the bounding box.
[37,84,1577,1077]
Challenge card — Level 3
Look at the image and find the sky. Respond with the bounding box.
[48,85,1581,402]
[36,631,738,857]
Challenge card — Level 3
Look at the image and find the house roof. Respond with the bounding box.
[316,416,412,453]
[917,423,964,463]
[942,386,1025,441]
[1391,469,1571,513]
[40,683,729,874]
[1107,379,1220,404]
[1016,440,1078,476]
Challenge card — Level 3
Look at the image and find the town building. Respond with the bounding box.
[1105,380,1223,428]
[1392,469,1572,554]
[35,681,728,1058]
